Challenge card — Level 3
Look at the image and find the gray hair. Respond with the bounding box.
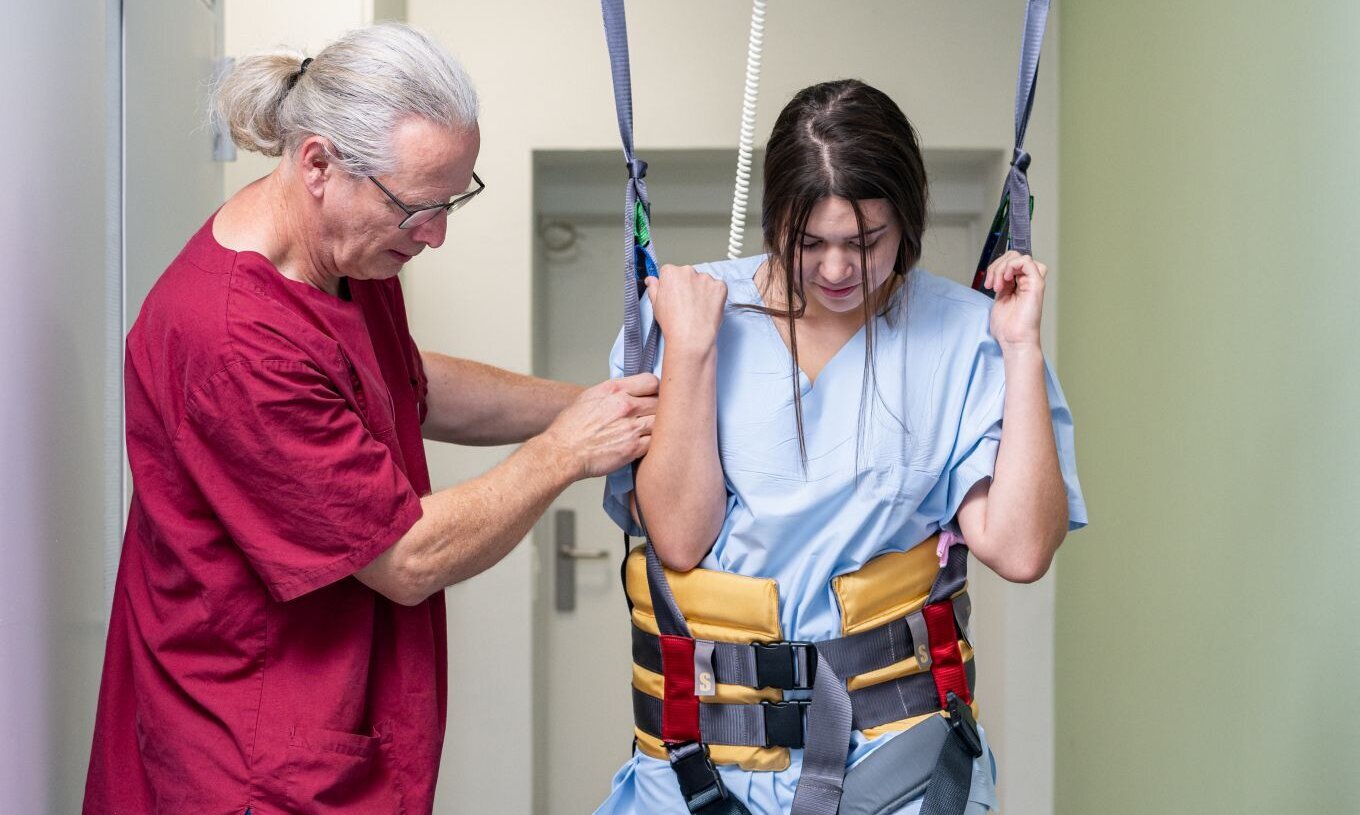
[212,23,479,176]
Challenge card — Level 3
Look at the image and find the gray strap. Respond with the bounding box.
[643,539,691,638]
[850,660,976,732]
[789,652,852,815]
[633,660,975,746]
[633,597,971,688]
[927,544,969,604]
[600,0,661,378]
[633,688,767,747]
[1002,0,1049,257]
[952,592,973,646]
[919,722,976,815]
[816,612,919,678]
[628,598,962,688]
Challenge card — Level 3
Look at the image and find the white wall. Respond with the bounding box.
[222,0,375,198]
[404,2,1061,813]
[0,3,114,812]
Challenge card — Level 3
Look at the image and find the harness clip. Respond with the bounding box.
[761,700,811,749]
[668,741,729,812]
[946,691,983,759]
[753,641,817,690]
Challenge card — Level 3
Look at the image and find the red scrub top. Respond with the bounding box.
[85,214,446,815]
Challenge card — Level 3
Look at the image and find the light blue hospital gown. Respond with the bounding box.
[599,255,1087,815]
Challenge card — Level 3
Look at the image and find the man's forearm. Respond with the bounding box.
[421,352,583,445]
[358,433,581,603]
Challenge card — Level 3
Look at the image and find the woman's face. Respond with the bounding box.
[794,196,902,317]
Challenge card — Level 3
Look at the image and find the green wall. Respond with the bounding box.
[1056,2,1360,812]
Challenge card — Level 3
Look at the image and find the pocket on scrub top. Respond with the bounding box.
[285,723,407,815]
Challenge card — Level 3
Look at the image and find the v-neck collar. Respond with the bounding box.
[743,261,868,393]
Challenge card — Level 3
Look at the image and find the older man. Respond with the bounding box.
[83,24,655,814]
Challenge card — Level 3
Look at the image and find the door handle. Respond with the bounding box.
[553,509,608,612]
[558,545,610,559]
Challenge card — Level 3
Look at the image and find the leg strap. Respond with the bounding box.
[920,692,985,815]
[668,742,754,815]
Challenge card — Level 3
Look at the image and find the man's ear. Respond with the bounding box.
[294,136,338,200]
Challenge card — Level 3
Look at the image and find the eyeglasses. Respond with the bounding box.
[368,171,485,229]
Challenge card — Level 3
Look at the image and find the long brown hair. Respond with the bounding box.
[755,79,929,464]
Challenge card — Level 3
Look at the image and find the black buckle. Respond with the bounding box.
[753,641,817,690]
[668,742,728,812]
[945,691,983,759]
[761,700,810,749]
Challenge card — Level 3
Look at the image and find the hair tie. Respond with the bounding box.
[287,57,313,92]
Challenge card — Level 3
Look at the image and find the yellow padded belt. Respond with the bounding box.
[625,547,782,642]
[626,548,790,770]
[624,541,977,767]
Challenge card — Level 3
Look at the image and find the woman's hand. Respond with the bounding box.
[984,250,1047,351]
[645,264,728,355]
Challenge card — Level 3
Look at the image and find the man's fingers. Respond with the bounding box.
[613,373,660,397]
[627,397,659,418]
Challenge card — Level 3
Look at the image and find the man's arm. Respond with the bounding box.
[421,351,583,445]
[358,374,658,605]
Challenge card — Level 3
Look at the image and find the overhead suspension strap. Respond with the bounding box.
[601,0,662,378]
[972,0,1051,294]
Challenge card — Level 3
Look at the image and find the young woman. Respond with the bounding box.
[598,79,1086,815]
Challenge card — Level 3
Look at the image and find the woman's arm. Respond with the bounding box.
[956,252,1069,583]
[632,265,730,571]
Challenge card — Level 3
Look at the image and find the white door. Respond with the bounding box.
[531,150,999,814]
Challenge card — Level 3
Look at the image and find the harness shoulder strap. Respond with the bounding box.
[972,0,1051,294]
[601,0,662,378]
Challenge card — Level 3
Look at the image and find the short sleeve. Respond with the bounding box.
[177,359,425,601]
[937,338,1089,532]
[602,294,664,537]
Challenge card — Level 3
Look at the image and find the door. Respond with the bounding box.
[119,0,225,564]
[531,149,996,814]
[124,0,225,333]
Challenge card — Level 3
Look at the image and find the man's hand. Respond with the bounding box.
[539,373,659,479]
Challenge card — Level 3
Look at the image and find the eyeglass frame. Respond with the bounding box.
[368,171,485,229]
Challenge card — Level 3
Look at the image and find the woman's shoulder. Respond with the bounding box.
[902,268,995,339]
[693,254,765,296]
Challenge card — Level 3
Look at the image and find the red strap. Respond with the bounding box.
[922,599,971,708]
[658,634,701,743]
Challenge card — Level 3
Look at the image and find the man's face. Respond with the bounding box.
[323,117,481,281]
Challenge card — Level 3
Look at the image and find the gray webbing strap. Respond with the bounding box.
[633,661,976,746]
[643,536,691,639]
[789,652,852,815]
[972,0,1051,293]
[1003,0,1050,257]
[849,661,976,732]
[919,723,976,815]
[928,543,969,604]
[601,0,661,378]
[632,595,973,687]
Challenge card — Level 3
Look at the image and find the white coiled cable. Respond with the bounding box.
[727,0,766,260]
